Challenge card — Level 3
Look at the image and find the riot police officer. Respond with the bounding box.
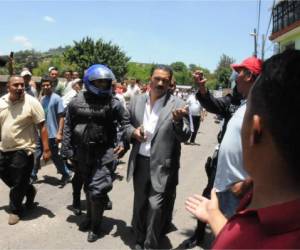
[61,64,130,242]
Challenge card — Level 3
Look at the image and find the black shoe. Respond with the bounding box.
[104,200,112,210]
[134,243,143,250]
[30,175,38,184]
[87,231,98,242]
[72,199,82,216]
[25,186,37,209]
[79,219,91,231]
[73,207,82,216]
[60,175,71,187]
[181,234,203,249]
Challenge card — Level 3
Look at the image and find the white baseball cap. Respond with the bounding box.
[20,70,32,77]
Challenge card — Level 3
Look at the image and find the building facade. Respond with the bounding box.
[270,0,300,52]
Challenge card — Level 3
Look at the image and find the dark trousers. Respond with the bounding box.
[81,161,113,233]
[0,150,35,214]
[72,158,116,211]
[132,155,169,249]
[32,138,70,178]
[72,169,84,202]
[190,116,201,143]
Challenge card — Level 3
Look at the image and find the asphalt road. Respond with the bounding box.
[0,113,220,249]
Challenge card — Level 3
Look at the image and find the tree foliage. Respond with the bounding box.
[63,37,130,80]
[8,50,44,73]
[126,62,153,82]
[170,61,192,85]
[0,38,231,92]
[32,55,76,77]
[214,54,235,88]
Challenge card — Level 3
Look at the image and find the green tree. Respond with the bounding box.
[189,64,200,72]
[215,54,235,88]
[63,37,130,80]
[170,61,192,85]
[171,61,187,72]
[126,62,153,82]
[32,54,77,77]
[10,50,43,73]
[217,67,232,88]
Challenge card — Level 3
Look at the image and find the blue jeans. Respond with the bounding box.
[32,138,70,178]
[217,189,240,218]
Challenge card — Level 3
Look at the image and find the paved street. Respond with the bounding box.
[0,113,220,249]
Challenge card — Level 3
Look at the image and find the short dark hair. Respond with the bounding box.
[150,64,173,81]
[249,50,300,176]
[41,75,54,85]
[7,75,23,85]
[63,70,72,74]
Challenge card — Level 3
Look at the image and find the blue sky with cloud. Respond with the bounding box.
[0,0,274,71]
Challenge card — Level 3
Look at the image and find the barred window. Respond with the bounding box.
[272,0,300,33]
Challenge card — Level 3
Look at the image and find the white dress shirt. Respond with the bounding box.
[139,94,165,157]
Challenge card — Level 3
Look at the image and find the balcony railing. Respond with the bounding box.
[272,0,300,33]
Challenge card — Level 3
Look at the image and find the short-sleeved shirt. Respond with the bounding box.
[41,93,64,139]
[212,192,300,249]
[186,94,202,116]
[0,93,45,153]
[214,100,249,192]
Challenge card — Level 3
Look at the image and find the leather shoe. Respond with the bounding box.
[72,196,81,215]
[134,242,143,250]
[30,175,38,184]
[87,231,98,242]
[104,200,112,210]
[60,174,71,187]
[79,219,91,231]
[181,234,202,249]
[8,213,20,225]
[73,207,82,216]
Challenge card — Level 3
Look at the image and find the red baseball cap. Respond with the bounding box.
[231,56,263,76]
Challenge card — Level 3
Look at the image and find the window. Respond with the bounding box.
[284,42,295,51]
[272,0,300,33]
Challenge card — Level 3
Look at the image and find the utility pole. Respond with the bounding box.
[254,28,258,57]
[250,28,258,57]
[261,34,265,60]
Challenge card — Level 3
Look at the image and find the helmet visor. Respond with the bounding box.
[91,79,112,90]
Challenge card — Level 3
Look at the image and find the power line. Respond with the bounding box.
[265,0,276,37]
[261,0,276,59]
[257,0,262,38]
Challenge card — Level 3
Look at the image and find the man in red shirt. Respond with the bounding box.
[185,50,300,249]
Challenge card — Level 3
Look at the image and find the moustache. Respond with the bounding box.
[15,90,24,97]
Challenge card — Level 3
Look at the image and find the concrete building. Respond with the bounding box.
[270,0,300,52]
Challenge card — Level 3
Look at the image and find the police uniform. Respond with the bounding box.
[61,65,130,242]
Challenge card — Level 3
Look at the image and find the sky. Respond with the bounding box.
[0,0,275,71]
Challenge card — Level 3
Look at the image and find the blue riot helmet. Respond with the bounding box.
[83,64,116,97]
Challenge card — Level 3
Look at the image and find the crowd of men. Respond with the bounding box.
[0,49,300,249]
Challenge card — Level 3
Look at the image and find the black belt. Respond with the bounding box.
[137,154,150,161]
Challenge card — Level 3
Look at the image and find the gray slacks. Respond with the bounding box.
[132,155,166,249]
